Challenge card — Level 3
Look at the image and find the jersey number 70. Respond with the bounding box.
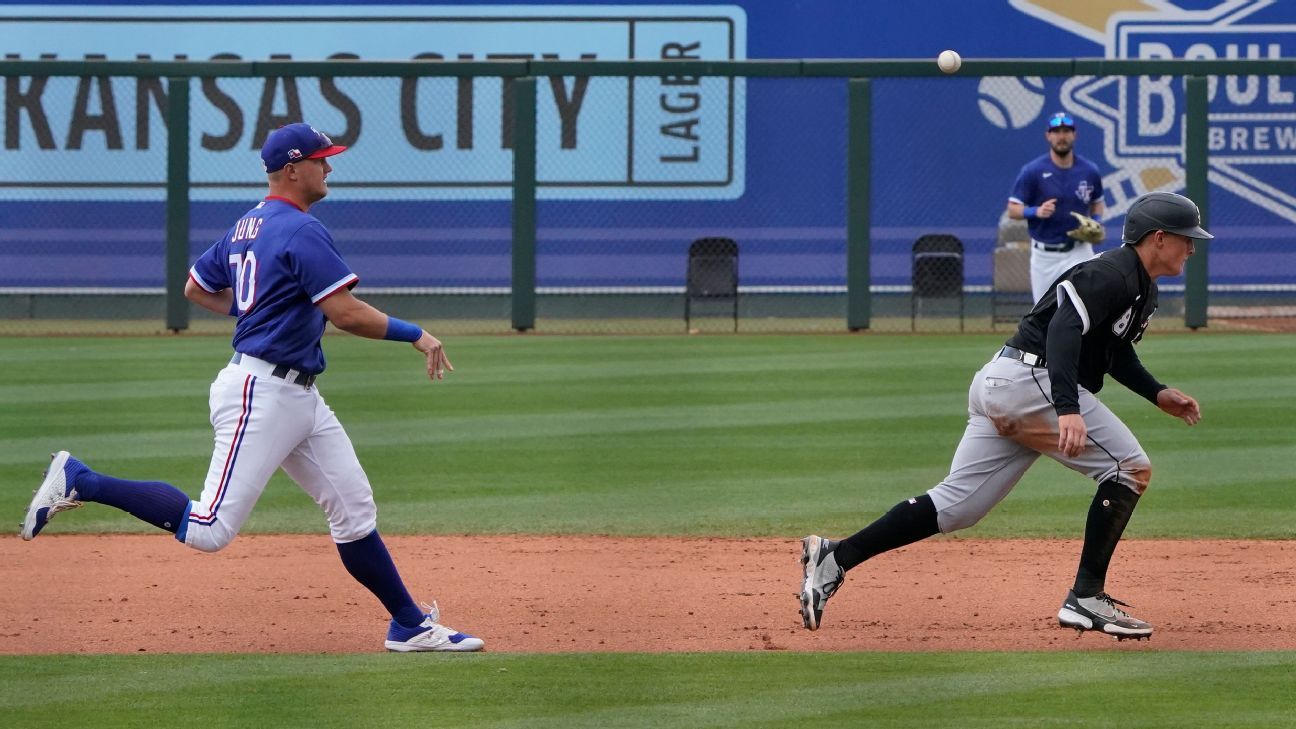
[228,251,258,313]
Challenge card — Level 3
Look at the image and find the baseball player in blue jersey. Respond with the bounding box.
[21,122,482,652]
[1007,111,1106,303]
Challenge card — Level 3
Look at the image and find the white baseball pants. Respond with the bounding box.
[1030,241,1096,303]
[179,356,378,552]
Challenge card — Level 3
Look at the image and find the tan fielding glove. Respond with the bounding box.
[1067,212,1105,244]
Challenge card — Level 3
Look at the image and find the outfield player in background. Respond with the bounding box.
[1007,111,1107,303]
[21,122,483,652]
[800,191,1212,641]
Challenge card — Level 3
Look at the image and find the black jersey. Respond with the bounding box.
[1005,244,1166,415]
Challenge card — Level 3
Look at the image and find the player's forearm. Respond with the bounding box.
[1108,344,1165,403]
[316,288,417,340]
[1006,201,1025,220]
[327,298,392,339]
[185,286,235,316]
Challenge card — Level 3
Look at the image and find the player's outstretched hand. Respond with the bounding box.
[1037,198,1057,219]
[1156,387,1200,425]
[1057,412,1087,457]
[414,331,454,381]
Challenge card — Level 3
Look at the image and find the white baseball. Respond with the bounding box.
[937,49,962,74]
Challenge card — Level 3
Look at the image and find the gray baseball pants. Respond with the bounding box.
[927,351,1151,533]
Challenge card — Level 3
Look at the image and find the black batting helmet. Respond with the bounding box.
[1123,191,1214,244]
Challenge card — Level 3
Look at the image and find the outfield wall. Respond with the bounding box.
[2,2,1294,332]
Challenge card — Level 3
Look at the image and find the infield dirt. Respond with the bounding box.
[3,535,1292,653]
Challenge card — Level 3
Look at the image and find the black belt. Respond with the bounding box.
[272,365,317,388]
[230,352,317,387]
[1032,240,1076,253]
[999,345,1046,367]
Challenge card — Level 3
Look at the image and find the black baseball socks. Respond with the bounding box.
[1072,479,1141,597]
[832,494,940,572]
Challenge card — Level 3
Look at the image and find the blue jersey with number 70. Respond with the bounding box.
[188,196,357,375]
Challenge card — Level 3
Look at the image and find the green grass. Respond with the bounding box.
[1,333,1292,538]
[1,652,1292,728]
[4,333,1293,727]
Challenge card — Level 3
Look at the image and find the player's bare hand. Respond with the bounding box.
[413,332,454,381]
[1038,198,1058,219]
[1156,387,1200,425]
[1057,412,1087,457]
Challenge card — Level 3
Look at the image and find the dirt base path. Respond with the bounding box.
[3,535,1293,654]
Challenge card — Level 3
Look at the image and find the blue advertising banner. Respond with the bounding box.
[0,5,745,201]
[2,0,1293,293]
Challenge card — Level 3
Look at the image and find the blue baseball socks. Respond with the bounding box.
[67,456,190,534]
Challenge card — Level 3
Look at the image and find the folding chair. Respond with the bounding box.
[911,234,964,331]
[684,237,739,332]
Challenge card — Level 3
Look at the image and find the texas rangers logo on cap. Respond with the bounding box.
[260,122,348,173]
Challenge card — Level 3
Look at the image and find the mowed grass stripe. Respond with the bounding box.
[1,334,1291,538]
[0,652,1291,728]
[0,392,970,463]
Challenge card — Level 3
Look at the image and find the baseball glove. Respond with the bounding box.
[1067,212,1105,244]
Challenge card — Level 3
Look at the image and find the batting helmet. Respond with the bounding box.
[1123,192,1214,244]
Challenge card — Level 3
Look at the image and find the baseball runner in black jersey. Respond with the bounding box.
[799,191,1212,640]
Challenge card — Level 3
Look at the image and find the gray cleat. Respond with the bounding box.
[1058,589,1152,641]
[799,535,844,630]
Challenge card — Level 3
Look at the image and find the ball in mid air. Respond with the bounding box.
[937,49,961,74]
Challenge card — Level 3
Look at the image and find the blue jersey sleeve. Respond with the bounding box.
[1009,164,1034,205]
[189,239,231,293]
[286,221,359,303]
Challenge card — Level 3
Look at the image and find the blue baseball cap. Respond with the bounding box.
[1046,111,1076,131]
[261,123,347,173]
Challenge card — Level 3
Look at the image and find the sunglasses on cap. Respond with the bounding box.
[1047,112,1075,130]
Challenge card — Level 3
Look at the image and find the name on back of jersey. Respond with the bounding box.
[232,217,263,243]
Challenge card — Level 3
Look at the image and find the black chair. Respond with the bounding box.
[684,237,739,332]
[911,234,964,331]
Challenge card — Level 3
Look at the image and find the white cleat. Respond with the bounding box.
[21,451,82,541]
[384,602,484,652]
